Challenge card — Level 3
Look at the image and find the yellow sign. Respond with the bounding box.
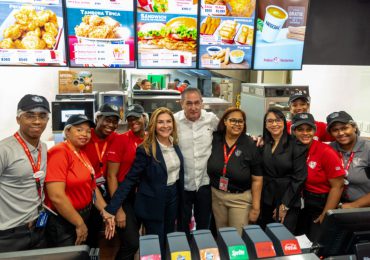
[171,251,191,260]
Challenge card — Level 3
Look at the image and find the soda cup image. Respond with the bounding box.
[261,5,288,43]
[177,255,185,260]
[205,251,214,259]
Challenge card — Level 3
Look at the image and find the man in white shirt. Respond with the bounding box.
[174,88,219,236]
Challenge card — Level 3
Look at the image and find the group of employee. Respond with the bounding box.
[0,89,369,259]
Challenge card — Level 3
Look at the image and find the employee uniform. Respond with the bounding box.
[45,142,96,247]
[298,140,345,242]
[83,129,117,248]
[330,137,370,202]
[260,136,307,234]
[106,130,144,260]
[174,109,218,236]
[0,132,47,252]
[208,132,263,234]
[105,141,184,258]
[287,120,334,142]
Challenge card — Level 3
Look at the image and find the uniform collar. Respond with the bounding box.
[178,109,206,122]
[17,130,41,151]
[335,137,364,153]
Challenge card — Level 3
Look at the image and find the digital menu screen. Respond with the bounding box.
[0,0,66,66]
[136,0,198,68]
[66,0,135,68]
[253,0,310,70]
[198,0,256,69]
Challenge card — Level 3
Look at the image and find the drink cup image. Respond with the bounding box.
[261,5,288,43]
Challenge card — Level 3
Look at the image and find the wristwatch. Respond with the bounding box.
[281,204,289,212]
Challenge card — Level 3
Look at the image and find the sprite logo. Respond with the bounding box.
[228,245,248,260]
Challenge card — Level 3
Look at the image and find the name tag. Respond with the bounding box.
[36,211,49,228]
[33,171,45,179]
[219,176,229,192]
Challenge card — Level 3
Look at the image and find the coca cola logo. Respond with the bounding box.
[284,243,298,251]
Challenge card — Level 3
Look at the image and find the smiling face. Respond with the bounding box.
[155,112,173,142]
[290,98,310,116]
[293,124,315,145]
[66,122,92,149]
[95,115,119,138]
[265,112,284,138]
[224,111,245,137]
[17,111,49,144]
[329,122,357,147]
[127,115,145,134]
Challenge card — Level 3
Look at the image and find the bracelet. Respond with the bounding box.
[338,202,343,209]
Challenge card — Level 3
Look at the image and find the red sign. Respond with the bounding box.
[281,239,302,255]
[255,241,276,258]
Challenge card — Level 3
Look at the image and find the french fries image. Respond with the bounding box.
[223,47,230,65]
[209,47,230,65]
[200,16,221,35]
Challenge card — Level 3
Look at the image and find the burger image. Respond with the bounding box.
[160,17,197,53]
[137,22,166,49]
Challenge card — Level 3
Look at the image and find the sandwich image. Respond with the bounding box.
[137,22,166,48]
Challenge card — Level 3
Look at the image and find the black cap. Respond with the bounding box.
[174,78,180,82]
[125,104,144,119]
[98,103,120,118]
[17,94,50,112]
[291,112,316,131]
[289,92,309,105]
[326,111,354,131]
[66,114,95,128]
[183,80,190,85]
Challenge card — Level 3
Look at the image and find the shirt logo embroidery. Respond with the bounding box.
[309,161,317,169]
[353,158,361,166]
[330,112,339,118]
[313,136,319,141]
[31,96,43,103]
[235,149,242,157]
[335,166,341,171]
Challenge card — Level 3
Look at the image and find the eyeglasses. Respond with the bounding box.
[22,112,49,122]
[266,118,283,124]
[184,101,202,107]
[228,118,244,125]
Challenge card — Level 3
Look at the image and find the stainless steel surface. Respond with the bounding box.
[240,84,309,136]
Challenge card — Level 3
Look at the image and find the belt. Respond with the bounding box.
[0,220,36,236]
[304,190,328,199]
[77,203,92,221]
[213,186,244,194]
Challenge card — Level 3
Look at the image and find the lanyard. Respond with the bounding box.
[339,152,355,171]
[94,141,108,176]
[223,144,237,176]
[65,141,95,182]
[14,132,42,200]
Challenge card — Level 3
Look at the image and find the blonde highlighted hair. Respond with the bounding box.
[142,107,178,161]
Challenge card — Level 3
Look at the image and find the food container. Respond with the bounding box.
[207,46,222,56]
[229,49,245,63]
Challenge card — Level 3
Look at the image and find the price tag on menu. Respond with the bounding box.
[15,0,60,4]
[0,50,63,64]
[141,52,192,67]
[75,43,129,65]
[203,4,226,15]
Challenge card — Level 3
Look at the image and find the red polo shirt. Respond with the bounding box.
[82,129,117,181]
[107,130,144,182]
[45,142,96,210]
[287,120,334,142]
[305,140,345,194]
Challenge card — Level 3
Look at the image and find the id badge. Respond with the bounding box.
[219,176,229,192]
[36,211,49,228]
[92,190,97,204]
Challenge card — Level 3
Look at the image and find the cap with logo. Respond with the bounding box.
[65,114,95,128]
[174,78,180,82]
[125,104,144,119]
[18,94,50,113]
[291,112,316,131]
[288,92,310,105]
[183,80,190,85]
[97,103,120,118]
[326,111,354,131]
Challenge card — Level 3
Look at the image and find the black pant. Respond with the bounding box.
[115,200,140,260]
[0,222,45,253]
[259,203,300,235]
[180,185,212,237]
[296,192,327,242]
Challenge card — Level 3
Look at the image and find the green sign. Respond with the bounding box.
[228,245,249,260]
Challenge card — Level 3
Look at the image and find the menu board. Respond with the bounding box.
[66,0,135,68]
[253,0,310,70]
[137,0,198,68]
[0,0,66,66]
[198,0,256,69]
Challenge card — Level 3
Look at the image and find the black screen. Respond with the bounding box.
[303,0,370,65]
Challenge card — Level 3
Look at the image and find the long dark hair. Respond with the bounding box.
[217,107,247,135]
[262,108,289,148]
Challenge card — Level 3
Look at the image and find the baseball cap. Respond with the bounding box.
[174,78,180,82]
[65,114,95,128]
[183,80,190,85]
[289,92,310,105]
[125,104,144,119]
[291,112,316,131]
[97,103,120,118]
[326,111,354,131]
[17,94,50,113]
